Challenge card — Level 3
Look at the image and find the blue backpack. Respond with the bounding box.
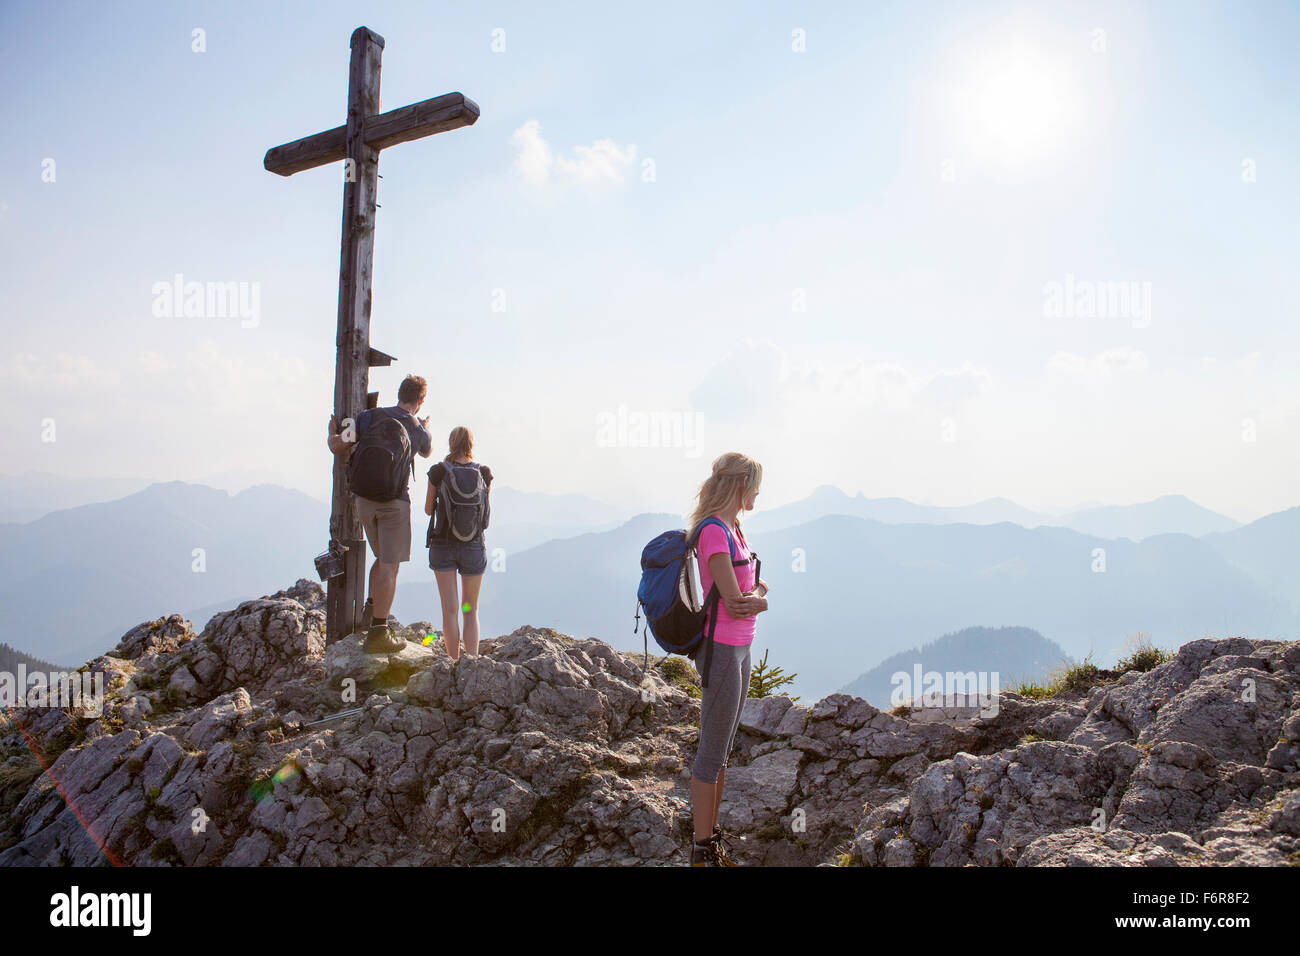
[635,517,757,688]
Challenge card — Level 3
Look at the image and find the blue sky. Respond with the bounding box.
[1,0,1296,520]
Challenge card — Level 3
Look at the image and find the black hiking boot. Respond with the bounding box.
[363,624,406,654]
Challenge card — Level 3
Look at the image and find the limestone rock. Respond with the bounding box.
[0,585,1295,869]
[740,695,795,737]
[324,632,437,688]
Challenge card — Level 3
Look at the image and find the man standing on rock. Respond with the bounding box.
[327,374,433,652]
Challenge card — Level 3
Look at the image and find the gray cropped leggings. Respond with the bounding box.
[692,642,751,784]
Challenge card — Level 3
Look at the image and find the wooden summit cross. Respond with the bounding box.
[264,26,479,643]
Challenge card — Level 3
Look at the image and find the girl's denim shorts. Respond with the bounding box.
[428,538,487,575]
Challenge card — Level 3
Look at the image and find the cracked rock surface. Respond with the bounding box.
[1,581,1296,866]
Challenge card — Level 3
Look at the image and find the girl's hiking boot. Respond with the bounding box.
[711,827,739,866]
[363,624,406,654]
[689,829,740,867]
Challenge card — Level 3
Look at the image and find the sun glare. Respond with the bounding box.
[949,38,1085,170]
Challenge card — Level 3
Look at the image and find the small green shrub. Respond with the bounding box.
[0,755,45,808]
[659,657,701,698]
[149,838,179,862]
[748,649,798,700]
[1008,679,1054,699]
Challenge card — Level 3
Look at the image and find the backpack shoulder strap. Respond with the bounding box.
[383,411,416,476]
[691,516,736,561]
[445,461,483,495]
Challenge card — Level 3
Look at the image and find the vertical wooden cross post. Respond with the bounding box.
[264,26,479,643]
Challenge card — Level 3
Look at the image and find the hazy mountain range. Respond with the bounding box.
[0,472,155,524]
[1,478,1293,698]
[0,641,63,675]
[837,625,1071,708]
[748,485,1243,540]
[0,480,626,666]
[0,470,300,524]
[0,483,322,667]
[393,508,1296,699]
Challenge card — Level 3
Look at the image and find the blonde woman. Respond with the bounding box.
[424,426,493,660]
[688,452,769,866]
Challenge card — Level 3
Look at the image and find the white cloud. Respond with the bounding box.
[1046,347,1149,382]
[1233,351,1262,374]
[510,119,554,186]
[4,351,121,388]
[919,364,994,408]
[689,340,996,424]
[557,138,637,184]
[689,339,784,423]
[510,120,637,187]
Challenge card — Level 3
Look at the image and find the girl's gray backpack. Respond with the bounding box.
[438,462,488,541]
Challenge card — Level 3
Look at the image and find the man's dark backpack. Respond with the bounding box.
[346,410,414,502]
[436,462,489,542]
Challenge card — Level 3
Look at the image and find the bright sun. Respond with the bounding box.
[952,40,1084,169]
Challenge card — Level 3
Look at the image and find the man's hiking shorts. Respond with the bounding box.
[357,496,412,563]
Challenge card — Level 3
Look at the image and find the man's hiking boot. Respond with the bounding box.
[361,599,397,627]
[363,624,406,654]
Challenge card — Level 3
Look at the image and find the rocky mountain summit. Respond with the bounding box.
[1,580,1297,866]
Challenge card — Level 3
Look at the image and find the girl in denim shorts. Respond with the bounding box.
[424,426,493,660]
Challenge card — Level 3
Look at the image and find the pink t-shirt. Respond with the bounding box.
[697,520,757,646]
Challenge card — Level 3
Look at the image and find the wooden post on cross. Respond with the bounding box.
[264,26,479,643]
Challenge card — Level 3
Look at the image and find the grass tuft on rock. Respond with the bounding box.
[658,657,701,698]
[1115,633,1174,675]
[1009,654,1117,699]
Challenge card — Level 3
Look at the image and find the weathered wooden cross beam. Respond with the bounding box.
[264,26,479,643]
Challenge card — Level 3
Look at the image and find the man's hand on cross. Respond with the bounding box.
[327,415,355,457]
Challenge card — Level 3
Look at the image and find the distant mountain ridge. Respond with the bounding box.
[2,473,1248,542]
[748,485,1241,541]
[0,472,153,524]
[1202,507,1300,614]
[0,480,628,664]
[5,480,1293,699]
[1057,495,1241,540]
[0,641,66,674]
[838,625,1071,707]
[397,507,1298,700]
[0,482,323,666]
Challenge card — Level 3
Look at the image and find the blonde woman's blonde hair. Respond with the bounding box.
[447,425,474,462]
[688,452,763,540]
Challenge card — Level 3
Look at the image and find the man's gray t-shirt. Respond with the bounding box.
[354,406,432,502]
